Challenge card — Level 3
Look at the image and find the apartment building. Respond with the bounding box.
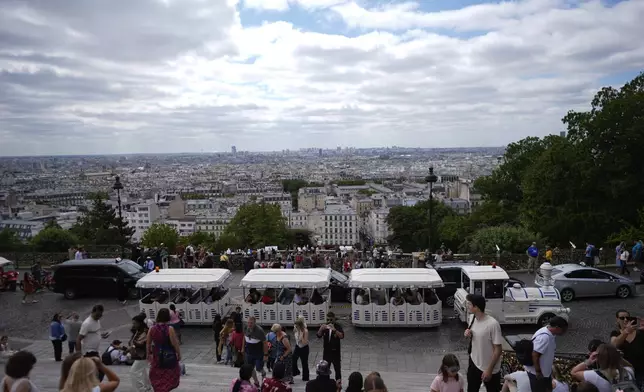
[367,208,390,245]
[0,219,44,240]
[297,187,326,212]
[165,216,196,237]
[194,213,234,238]
[322,204,358,246]
[288,211,308,229]
[125,201,161,242]
[260,192,292,217]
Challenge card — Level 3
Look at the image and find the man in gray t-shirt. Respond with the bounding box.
[244,316,268,381]
[65,313,82,354]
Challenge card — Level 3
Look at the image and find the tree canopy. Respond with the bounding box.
[386,200,456,252]
[223,202,290,249]
[30,227,79,253]
[0,229,22,252]
[141,223,180,252]
[70,196,134,247]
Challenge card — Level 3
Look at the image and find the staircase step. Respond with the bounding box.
[30,359,443,392]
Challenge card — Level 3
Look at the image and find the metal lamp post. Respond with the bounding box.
[425,166,438,252]
[113,175,124,239]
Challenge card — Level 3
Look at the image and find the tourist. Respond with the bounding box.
[168,304,183,344]
[21,272,37,304]
[0,336,13,357]
[61,357,120,392]
[129,314,152,392]
[50,313,66,362]
[272,324,293,384]
[231,322,245,367]
[345,372,363,392]
[244,316,268,385]
[77,305,110,381]
[609,310,644,389]
[465,294,503,392]
[1,351,38,392]
[261,362,292,392]
[524,316,568,392]
[618,242,630,276]
[571,343,635,392]
[147,308,181,392]
[317,312,344,381]
[213,314,223,363]
[58,352,82,390]
[501,340,568,392]
[526,242,539,273]
[220,319,235,366]
[363,373,387,392]
[65,313,82,354]
[231,364,258,392]
[266,326,278,372]
[293,316,310,382]
[306,360,339,392]
[431,354,464,392]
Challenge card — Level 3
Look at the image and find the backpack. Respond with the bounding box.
[594,369,640,392]
[515,333,549,367]
[101,346,115,365]
[528,247,538,258]
[591,246,599,258]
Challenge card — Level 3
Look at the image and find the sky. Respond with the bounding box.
[0,0,643,156]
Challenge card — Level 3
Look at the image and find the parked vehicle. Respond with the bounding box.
[431,261,525,307]
[454,264,570,326]
[318,269,351,302]
[0,257,19,292]
[536,263,636,302]
[52,258,145,300]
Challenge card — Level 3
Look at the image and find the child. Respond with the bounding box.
[266,328,278,372]
[218,319,234,365]
[431,354,464,392]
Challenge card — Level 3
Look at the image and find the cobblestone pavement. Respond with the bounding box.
[2,269,642,362]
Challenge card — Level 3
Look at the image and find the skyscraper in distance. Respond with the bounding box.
[231,145,237,155]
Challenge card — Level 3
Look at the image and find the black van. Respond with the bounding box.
[52,258,146,300]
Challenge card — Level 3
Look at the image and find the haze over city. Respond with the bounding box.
[1,0,643,156]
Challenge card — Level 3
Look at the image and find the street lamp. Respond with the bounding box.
[425,166,438,252]
[113,175,124,238]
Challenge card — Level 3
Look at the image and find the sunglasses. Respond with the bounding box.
[618,316,631,320]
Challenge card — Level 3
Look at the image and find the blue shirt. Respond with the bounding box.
[50,321,65,340]
[528,246,538,258]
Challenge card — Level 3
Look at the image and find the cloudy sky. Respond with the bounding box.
[1,0,642,156]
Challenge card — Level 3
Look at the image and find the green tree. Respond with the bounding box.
[30,227,79,253]
[287,228,314,247]
[336,179,366,186]
[180,231,217,249]
[0,229,22,252]
[141,224,179,251]
[223,203,290,248]
[70,196,134,246]
[464,225,541,254]
[282,179,323,211]
[213,231,243,252]
[386,200,456,252]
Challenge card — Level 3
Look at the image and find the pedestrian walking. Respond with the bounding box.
[21,272,38,304]
[523,317,568,392]
[65,313,82,354]
[585,243,595,267]
[293,316,310,381]
[618,242,631,276]
[244,316,268,386]
[50,313,66,362]
[169,304,183,344]
[76,305,111,382]
[213,314,223,363]
[464,294,503,392]
[129,314,152,392]
[147,308,181,392]
[316,312,344,381]
[526,243,539,273]
[272,324,293,384]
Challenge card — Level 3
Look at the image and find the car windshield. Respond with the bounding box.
[118,260,145,275]
[1,263,15,271]
[552,268,563,275]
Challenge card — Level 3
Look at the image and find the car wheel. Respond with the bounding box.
[445,295,455,308]
[9,282,16,292]
[560,288,575,302]
[616,285,631,299]
[64,288,77,300]
[538,313,556,327]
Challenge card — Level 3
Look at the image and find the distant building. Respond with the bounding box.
[367,208,390,245]
[231,146,237,155]
[125,201,161,242]
[165,216,196,237]
[560,131,566,137]
[0,219,44,240]
[195,213,233,239]
[322,204,358,246]
[298,187,326,212]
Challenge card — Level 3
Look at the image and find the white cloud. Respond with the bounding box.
[0,0,643,155]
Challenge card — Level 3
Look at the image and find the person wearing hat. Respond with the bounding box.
[144,256,155,272]
[305,360,340,392]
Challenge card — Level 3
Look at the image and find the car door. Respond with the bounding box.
[97,266,120,297]
[563,269,597,297]
[589,270,618,296]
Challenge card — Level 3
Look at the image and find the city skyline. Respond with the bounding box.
[1,0,643,156]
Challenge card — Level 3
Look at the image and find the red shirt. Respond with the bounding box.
[295,255,303,264]
[261,378,292,392]
[230,331,244,351]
